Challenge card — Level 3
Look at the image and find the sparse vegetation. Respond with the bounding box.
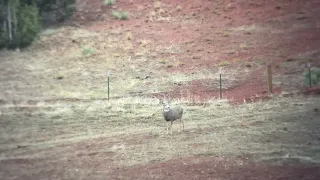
[82,46,94,56]
[240,43,249,50]
[304,68,320,85]
[159,59,168,64]
[125,32,133,40]
[104,0,116,6]
[112,10,129,20]
[245,62,253,67]
[1,95,320,177]
[218,60,230,67]
[41,28,57,36]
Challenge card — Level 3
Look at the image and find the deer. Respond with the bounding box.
[158,96,184,134]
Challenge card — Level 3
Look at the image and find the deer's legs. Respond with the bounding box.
[179,118,184,132]
[171,120,173,134]
[166,122,169,134]
[182,118,184,131]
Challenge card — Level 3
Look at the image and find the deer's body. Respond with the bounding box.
[163,106,183,122]
[161,100,184,134]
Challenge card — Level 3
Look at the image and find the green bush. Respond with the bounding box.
[82,46,94,56]
[104,0,116,6]
[112,10,129,20]
[304,68,320,86]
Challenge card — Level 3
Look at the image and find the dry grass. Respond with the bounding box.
[1,95,320,168]
[1,19,320,179]
[0,26,244,100]
[146,1,175,22]
[231,24,259,34]
[274,50,320,92]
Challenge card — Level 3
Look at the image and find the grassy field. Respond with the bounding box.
[1,95,320,178]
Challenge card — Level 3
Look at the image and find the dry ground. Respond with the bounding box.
[0,96,320,179]
[1,0,320,179]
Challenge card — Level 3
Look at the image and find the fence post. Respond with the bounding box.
[219,68,222,99]
[267,65,272,94]
[107,72,110,101]
[308,62,311,88]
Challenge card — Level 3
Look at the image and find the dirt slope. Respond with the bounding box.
[73,0,320,102]
[1,0,320,180]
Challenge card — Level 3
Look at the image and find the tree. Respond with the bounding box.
[0,0,76,49]
[36,0,76,22]
[0,0,40,49]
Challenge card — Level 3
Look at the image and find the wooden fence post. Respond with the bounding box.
[219,68,222,99]
[267,65,272,94]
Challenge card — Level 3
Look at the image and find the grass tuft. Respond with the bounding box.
[218,60,230,67]
[112,10,129,20]
[104,0,116,6]
[82,46,95,56]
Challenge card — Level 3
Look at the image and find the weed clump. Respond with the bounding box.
[104,0,116,6]
[304,68,320,85]
[82,46,94,56]
[218,60,230,67]
[112,11,129,20]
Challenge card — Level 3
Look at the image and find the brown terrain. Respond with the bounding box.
[1,0,320,179]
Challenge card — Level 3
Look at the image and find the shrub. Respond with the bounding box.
[218,60,230,67]
[104,0,116,6]
[112,10,129,20]
[304,68,320,86]
[82,46,94,56]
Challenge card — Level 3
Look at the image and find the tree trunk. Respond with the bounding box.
[7,3,12,40]
[12,4,17,36]
[3,21,6,32]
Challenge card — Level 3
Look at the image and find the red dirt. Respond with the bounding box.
[304,87,320,95]
[74,0,320,103]
[2,134,320,180]
[110,156,320,180]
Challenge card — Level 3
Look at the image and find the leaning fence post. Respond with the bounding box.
[267,65,272,94]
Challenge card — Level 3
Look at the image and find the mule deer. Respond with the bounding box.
[159,97,184,134]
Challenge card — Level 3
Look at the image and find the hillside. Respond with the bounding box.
[0,0,319,103]
[0,0,320,179]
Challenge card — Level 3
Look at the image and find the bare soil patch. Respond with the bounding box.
[110,156,320,180]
